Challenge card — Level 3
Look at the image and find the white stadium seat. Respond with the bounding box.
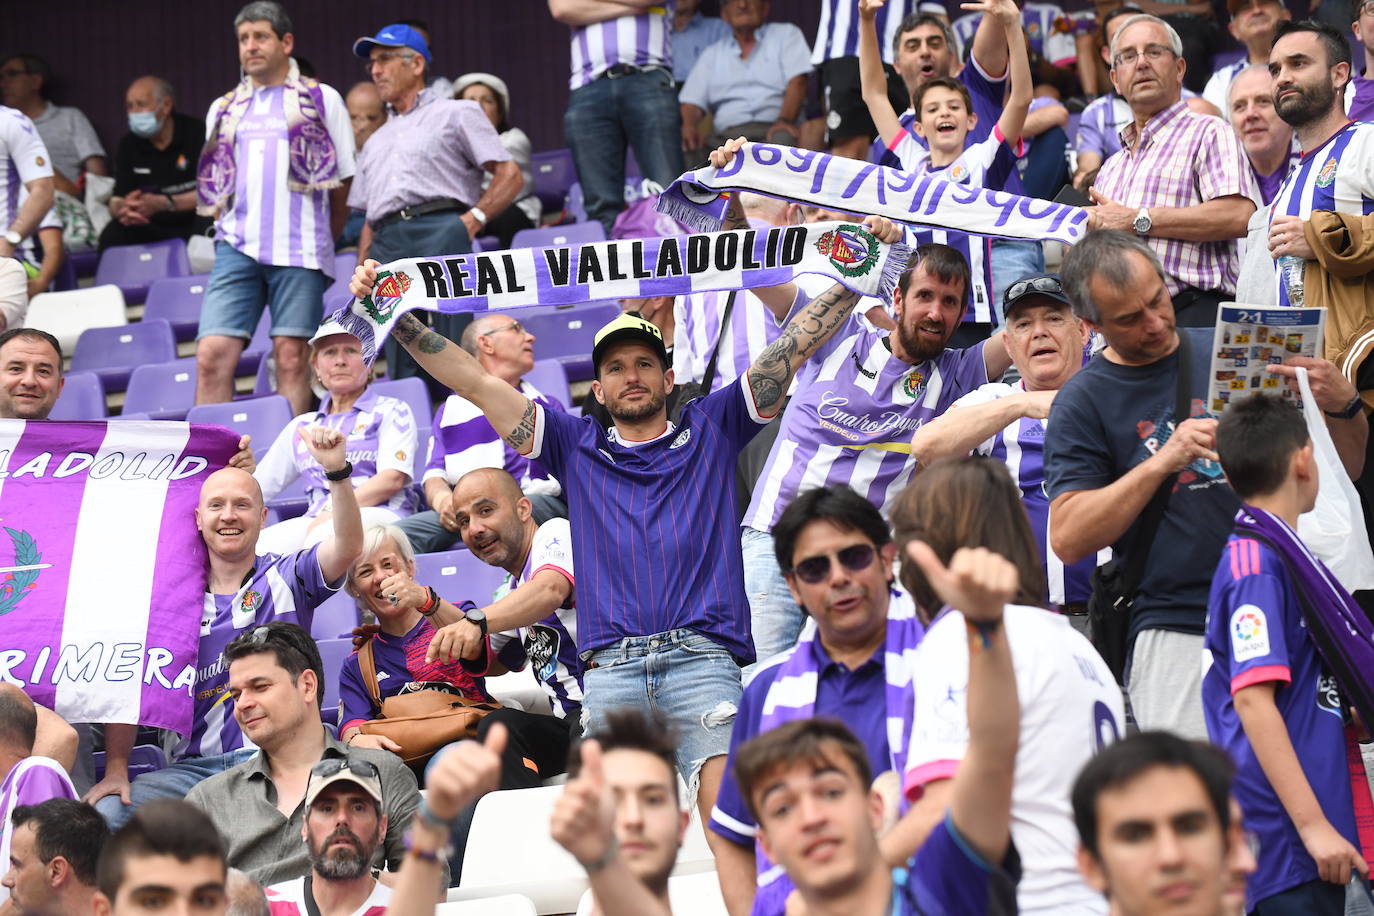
[25,284,127,354]
[435,895,538,915]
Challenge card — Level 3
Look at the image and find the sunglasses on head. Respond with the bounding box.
[791,544,877,584]
[311,756,381,781]
[1005,275,1063,303]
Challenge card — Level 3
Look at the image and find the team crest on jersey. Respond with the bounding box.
[1230,604,1269,661]
[363,270,413,324]
[897,369,927,401]
[240,589,263,612]
[0,527,45,617]
[815,224,879,279]
[669,428,692,449]
[1316,157,1338,188]
[949,164,970,183]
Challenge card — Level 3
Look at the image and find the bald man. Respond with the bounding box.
[346,82,385,151]
[89,429,364,831]
[99,75,205,251]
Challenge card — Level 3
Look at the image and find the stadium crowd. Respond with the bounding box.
[3,0,1374,914]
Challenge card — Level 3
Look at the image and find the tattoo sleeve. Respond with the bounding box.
[748,284,860,413]
[391,313,426,345]
[417,330,448,354]
[722,193,748,231]
[504,401,538,452]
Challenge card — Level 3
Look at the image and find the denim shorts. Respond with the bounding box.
[582,628,741,807]
[198,241,327,340]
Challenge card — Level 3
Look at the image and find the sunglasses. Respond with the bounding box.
[311,756,381,781]
[791,544,877,584]
[1005,275,1063,303]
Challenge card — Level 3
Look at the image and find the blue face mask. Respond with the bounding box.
[128,110,161,138]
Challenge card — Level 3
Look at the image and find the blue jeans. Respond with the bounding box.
[95,747,257,831]
[583,628,740,808]
[988,239,1046,318]
[741,526,804,682]
[198,242,327,340]
[564,67,683,235]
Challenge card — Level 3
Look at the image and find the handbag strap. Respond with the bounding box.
[1118,331,1193,604]
[356,636,384,711]
[700,291,738,393]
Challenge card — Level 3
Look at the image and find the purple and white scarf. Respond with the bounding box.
[750,592,924,915]
[197,57,341,217]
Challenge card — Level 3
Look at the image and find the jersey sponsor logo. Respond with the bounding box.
[1316,157,1338,188]
[669,428,692,449]
[1317,672,1342,716]
[1230,604,1270,661]
[525,623,561,683]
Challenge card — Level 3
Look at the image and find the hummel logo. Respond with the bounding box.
[669,429,692,449]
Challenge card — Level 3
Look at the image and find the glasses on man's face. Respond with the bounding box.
[479,320,526,338]
[791,544,878,585]
[366,51,415,74]
[1005,276,1063,303]
[310,756,381,781]
[1113,43,1175,69]
[1360,0,1374,15]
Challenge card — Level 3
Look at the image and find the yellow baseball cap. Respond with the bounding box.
[592,312,669,378]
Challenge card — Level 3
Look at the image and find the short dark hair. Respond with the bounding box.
[1,54,53,96]
[1072,731,1233,859]
[896,243,972,307]
[1273,19,1351,73]
[222,622,324,709]
[233,1,292,39]
[772,485,891,573]
[97,800,227,900]
[1101,5,1146,45]
[1216,393,1310,500]
[12,799,106,885]
[734,718,873,825]
[0,327,63,364]
[893,13,956,58]
[1060,229,1167,325]
[568,708,680,803]
[912,76,973,120]
[0,685,37,752]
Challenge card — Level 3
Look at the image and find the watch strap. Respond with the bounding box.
[324,461,353,482]
[1325,394,1364,419]
[469,206,488,225]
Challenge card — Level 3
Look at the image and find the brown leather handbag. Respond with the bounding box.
[353,636,500,767]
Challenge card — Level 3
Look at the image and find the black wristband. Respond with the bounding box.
[1324,394,1364,420]
[324,461,354,481]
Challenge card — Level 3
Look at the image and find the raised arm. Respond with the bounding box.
[298,426,365,582]
[912,389,1055,463]
[858,0,905,148]
[747,282,862,418]
[966,0,1011,79]
[978,0,1032,146]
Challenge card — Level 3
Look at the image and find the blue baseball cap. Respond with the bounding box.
[353,24,431,63]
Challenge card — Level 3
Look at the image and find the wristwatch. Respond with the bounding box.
[1325,394,1364,420]
[468,206,488,226]
[1133,208,1152,236]
[323,461,353,482]
[2,230,21,247]
[462,607,488,639]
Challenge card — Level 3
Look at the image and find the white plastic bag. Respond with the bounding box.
[1295,366,1374,591]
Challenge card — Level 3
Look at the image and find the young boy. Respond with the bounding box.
[1204,392,1368,914]
[858,0,1033,339]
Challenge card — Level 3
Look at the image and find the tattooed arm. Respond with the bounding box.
[389,311,538,454]
[745,282,861,418]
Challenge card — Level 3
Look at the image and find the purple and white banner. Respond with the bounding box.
[0,420,238,735]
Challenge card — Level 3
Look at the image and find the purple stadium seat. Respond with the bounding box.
[511,221,605,250]
[335,251,356,281]
[187,395,294,454]
[317,637,357,721]
[122,358,197,420]
[626,147,641,178]
[235,311,272,377]
[50,256,77,292]
[415,549,508,607]
[265,475,309,522]
[323,278,354,317]
[144,274,211,342]
[531,148,577,213]
[524,358,571,409]
[519,301,623,381]
[70,319,177,391]
[68,247,100,279]
[48,370,106,420]
[94,744,166,781]
[370,376,434,433]
[94,239,190,304]
[312,593,361,641]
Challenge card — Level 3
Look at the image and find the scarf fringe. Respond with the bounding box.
[655,189,721,234]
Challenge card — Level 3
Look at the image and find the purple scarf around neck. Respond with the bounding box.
[196,57,340,217]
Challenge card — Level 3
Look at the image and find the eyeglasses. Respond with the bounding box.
[366,50,416,73]
[1005,275,1063,303]
[1361,0,1374,16]
[791,544,878,584]
[479,320,526,338]
[1112,44,1176,68]
[310,756,381,781]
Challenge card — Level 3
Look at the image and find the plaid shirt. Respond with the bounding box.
[1094,100,1255,296]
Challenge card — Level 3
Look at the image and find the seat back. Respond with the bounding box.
[510,221,606,250]
[531,148,576,213]
[122,359,198,419]
[369,376,434,433]
[186,395,294,453]
[143,274,212,341]
[25,284,127,354]
[522,359,571,411]
[414,550,508,607]
[94,238,190,304]
[48,371,106,420]
[71,319,178,390]
[518,302,623,381]
[316,636,357,718]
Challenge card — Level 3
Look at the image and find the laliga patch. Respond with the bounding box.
[1230,604,1270,661]
[949,164,970,183]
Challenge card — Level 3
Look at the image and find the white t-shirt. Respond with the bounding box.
[265,876,391,916]
[904,604,1124,915]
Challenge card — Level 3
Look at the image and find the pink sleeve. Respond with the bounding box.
[1231,664,1291,694]
[903,759,960,803]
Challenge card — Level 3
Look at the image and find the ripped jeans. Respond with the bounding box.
[582,628,740,810]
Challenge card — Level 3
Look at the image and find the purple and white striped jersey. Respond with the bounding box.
[672,266,810,392]
[527,375,771,661]
[951,381,1107,605]
[174,546,341,759]
[205,83,355,278]
[256,388,418,518]
[490,517,583,718]
[0,756,76,904]
[0,106,56,264]
[813,0,917,65]
[567,2,675,90]
[743,317,989,533]
[425,381,565,497]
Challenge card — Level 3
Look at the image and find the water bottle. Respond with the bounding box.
[1279,255,1305,307]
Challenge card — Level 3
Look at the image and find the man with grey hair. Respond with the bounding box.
[1085,13,1255,328]
[397,313,567,555]
[1226,64,1296,206]
[348,22,521,394]
[1043,229,1365,739]
[99,75,205,250]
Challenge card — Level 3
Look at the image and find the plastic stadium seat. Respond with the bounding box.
[265,475,309,522]
[237,310,272,377]
[323,277,355,318]
[25,284,127,354]
[93,744,166,782]
[370,376,434,433]
[523,359,571,410]
[71,319,177,391]
[143,273,211,342]
[95,238,191,304]
[113,412,154,421]
[312,592,361,642]
[519,302,623,381]
[335,251,357,282]
[187,395,294,454]
[122,358,197,420]
[511,221,605,250]
[48,371,106,420]
[435,897,537,916]
[414,550,508,607]
[531,148,577,213]
[50,256,77,292]
[68,247,100,279]
[484,671,550,716]
[576,873,727,916]
[473,236,497,253]
[316,637,356,717]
